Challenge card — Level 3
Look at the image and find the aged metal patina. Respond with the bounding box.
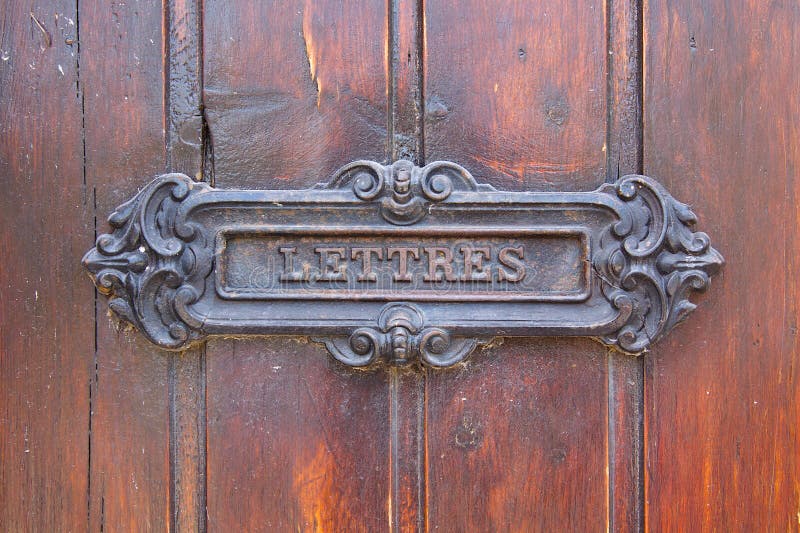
[82,160,724,367]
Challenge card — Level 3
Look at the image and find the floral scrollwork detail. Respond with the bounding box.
[595,175,724,354]
[322,159,495,225]
[314,303,480,368]
[82,174,212,350]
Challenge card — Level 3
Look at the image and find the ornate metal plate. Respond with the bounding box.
[83,160,723,367]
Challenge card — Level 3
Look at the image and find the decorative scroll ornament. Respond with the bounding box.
[314,303,479,368]
[321,159,496,225]
[83,161,724,367]
[82,175,213,349]
[594,176,724,352]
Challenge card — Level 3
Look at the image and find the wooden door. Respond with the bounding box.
[1,0,798,531]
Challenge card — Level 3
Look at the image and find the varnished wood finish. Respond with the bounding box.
[203,0,388,190]
[203,1,392,530]
[424,0,607,192]
[644,1,800,529]
[424,0,611,529]
[0,2,91,530]
[80,1,171,529]
[607,1,644,531]
[206,339,390,531]
[165,0,207,530]
[2,0,797,530]
[426,340,608,530]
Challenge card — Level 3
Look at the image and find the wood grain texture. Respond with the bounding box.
[80,1,171,529]
[426,340,608,531]
[203,1,392,530]
[0,2,92,530]
[203,0,389,189]
[165,0,207,530]
[423,1,611,529]
[424,0,607,192]
[390,0,424,164]
[206,339,390,531]
[644,0,800,529]
[389,1,426,531]
[606,1,644,531]
[390,369,425,532]
[170,351,206,532]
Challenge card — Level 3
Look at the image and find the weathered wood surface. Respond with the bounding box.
[203,0,388,190]
[424,0,607,192]
[607,0,645,531]
[644,0,800,530]
[165,0,207,530]
[423,0,611,530]
[80,0,171,529]
[0,2,92,530]
[203,1,392,530]
[426,340,608,531]
[2,0,797,530]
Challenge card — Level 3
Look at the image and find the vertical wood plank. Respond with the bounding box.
[80,1,171,529]
[0,2,91,531]
[389,0,424,164]
[424,0,607,192]
[165,0,207,531]
[203,0,388,190]
[607,0,644,531]
[426,341,608,531]
[389,370,425,532]
[388,1,426,531]
[423,0,610,529]
[203,1,392,530]
[644,0,800,529]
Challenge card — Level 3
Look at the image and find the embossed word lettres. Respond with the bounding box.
[83,160,724,367]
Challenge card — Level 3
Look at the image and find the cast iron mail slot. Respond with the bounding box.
[82,160,723,367]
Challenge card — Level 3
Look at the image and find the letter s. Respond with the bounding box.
[497,246,526,282]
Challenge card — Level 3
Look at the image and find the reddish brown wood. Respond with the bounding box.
[644,0,800,529]
[607,0,643,181]
[80,1,171,529]
[426,340,608,530]
[608,355,644,532]
[0,2,92,530]
[203,1,392,530]
[202,0,388,190]
[170,350,206,532]
[165,0,207,530]
[423,0,611,529]
[7,0,799,530]
[390,369,425,532]
[390,0,424,164]
[607,1,644,531]
[424,0,607,192]
[389,2,426,530]
[206,339,390,531]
